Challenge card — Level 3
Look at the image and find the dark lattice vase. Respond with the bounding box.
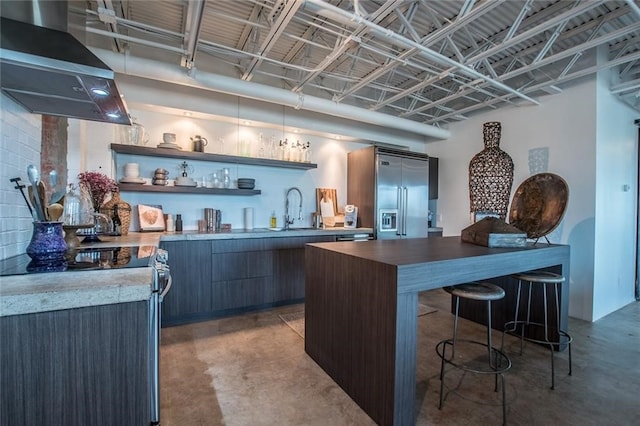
[468,122,514,220]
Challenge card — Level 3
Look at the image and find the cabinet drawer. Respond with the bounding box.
[268,235,336,250]
[211,238,270,253]
[211,277,274,310]
[211,251,273,281]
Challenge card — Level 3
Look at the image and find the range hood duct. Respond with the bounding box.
[0,1,130,125]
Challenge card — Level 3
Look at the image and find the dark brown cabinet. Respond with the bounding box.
[273,236,334,301]
[161,235,336,325]
[161,240,213,320]
[0,301,149,426]
[210,239,275,311]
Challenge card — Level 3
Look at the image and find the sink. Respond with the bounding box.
[262,227,320,232]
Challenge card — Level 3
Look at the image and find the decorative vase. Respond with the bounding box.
[468,122,514,220]
[101,192,132,235]
[26,221,68,271]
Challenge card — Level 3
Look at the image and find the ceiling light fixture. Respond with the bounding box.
[91,88,109,96]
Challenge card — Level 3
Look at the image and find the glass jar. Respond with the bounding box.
[62,184,92,225]
[211,171,220,188]
[222,168,231,188]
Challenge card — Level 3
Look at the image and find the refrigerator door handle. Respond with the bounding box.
[402,186,408,235]
[396,186,403,236]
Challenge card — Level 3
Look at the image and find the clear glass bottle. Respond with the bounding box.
[304,141,312,163]
[258,133,265,158]
[269,135,277,159]
[222,168,231,188]
[270,211,277,228]
[112,204,122,236]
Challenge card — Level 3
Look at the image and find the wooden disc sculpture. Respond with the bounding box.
[509,173,569,242]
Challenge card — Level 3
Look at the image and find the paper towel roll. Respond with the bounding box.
[243,207,254,230]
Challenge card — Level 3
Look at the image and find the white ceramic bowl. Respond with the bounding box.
[163,133,176,143]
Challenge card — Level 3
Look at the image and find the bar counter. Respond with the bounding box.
[304,236,570,425]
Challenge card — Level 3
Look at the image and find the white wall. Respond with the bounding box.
[426,79,637,321]
[0,94,41,259]
[593,68,638,320]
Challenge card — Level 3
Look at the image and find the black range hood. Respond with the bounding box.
[0,9,130,125]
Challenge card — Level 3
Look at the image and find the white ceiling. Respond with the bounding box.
[82,0,640,130]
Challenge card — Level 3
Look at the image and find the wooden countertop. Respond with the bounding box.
[307,236,560,265]
[307,236,570,295]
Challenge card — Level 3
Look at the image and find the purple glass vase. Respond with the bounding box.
[26,221,68,265]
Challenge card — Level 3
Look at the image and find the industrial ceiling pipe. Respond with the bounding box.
[92,48,451,140]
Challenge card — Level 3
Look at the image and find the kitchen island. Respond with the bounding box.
[304,236,570,426]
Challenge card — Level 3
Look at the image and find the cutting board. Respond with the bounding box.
[316,188,338,227]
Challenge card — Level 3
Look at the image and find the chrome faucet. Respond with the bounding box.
[284,187,303,230]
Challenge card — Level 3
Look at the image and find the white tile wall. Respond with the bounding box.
[0,94,42,260]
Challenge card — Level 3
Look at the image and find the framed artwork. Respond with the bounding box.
[138,204,165,231]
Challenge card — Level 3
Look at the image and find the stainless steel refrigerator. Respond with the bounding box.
[347,146,430,239]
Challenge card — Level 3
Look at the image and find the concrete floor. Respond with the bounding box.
[160,289,639,425]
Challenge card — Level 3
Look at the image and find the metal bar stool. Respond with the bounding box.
[502,271,573,389]
[436,282,511,425]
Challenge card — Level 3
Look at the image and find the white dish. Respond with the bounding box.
[157,143,181,150]
[175,182,197,187]
[269,227,282,231]
[119,177,146,184]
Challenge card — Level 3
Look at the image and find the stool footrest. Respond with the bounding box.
[436,339,511,375]
[504,320,573,347]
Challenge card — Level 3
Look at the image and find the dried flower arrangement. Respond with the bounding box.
[77,171,119,211]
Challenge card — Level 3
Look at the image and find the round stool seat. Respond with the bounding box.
[512,271,565,284]
[444,282,505,301]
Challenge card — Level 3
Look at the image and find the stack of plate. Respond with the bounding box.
[175,177,196,187]
[157,142,181,150]
[237,178,255,189]
[120,177,145,184]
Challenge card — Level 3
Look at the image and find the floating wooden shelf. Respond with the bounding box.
[110,144,317,170]
[118,183,261,195]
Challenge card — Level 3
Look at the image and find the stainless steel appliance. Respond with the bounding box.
[149,248,172,425]
[344,204,358,229]
[348,146,430,239]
